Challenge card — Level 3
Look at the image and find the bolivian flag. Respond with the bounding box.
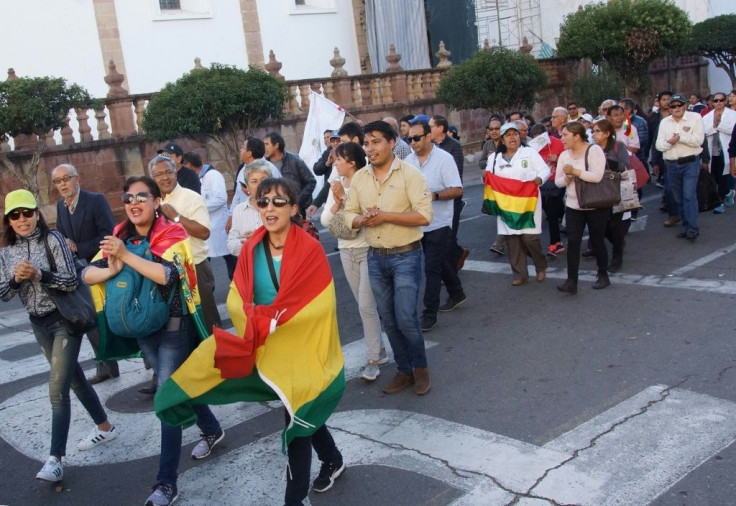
[154,224,345,450]
[89,217,207,360]
[483,171,538,230]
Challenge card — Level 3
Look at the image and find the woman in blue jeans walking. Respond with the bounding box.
[83,176,223,506]
[0,190,117,483]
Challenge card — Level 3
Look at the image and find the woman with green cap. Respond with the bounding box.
[0,189,117,483]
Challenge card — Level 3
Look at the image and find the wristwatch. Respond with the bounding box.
[173,213,181,223]
[433,192,440,201]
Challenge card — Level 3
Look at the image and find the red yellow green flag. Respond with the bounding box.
[154,224,345,450]
[483,171,538,230]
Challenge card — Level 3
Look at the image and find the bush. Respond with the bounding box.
[436,47,548,113]
[571,64,625,113]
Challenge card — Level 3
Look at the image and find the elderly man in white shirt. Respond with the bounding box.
[655,93,705,241]
[703,91,736,211]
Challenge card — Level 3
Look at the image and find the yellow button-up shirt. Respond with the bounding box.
[163,184,210,264]
[343,157,433,249]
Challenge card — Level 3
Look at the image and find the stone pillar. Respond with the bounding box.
[264,50,284,80]
[330,47,348,78]
[350,0,372,73]
[239,0,265,67]
[104,60,136,137]
[93,0,128,92]
[387,45,407,103]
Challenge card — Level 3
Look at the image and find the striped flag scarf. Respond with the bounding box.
[90,216,206,360]
[483,171,538,230]
[154,223,345,450]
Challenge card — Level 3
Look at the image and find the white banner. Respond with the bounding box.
[298,90,346,191]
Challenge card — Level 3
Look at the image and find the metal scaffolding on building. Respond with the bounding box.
[475,0,553,58]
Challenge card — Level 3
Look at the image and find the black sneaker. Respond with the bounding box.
[312,454,346,493]
[421,315,437,332]
[191,429,224,459]
[439,294,467,312]
[145,481,178,506]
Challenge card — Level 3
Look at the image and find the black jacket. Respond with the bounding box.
[436,135,464,179]
[177,166,201,194]
[271,151,317,212]
[56,189,115,262]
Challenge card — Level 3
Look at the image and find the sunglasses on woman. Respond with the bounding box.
[122,192,153,204]
[256,196,292,208]
[8,209,35,221]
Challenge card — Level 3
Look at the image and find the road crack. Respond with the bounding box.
[516,377,691,505]
[716,365,735,382]
[332,423,577,506]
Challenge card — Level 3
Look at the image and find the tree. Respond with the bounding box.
[436,47,548,113]
[690,14,736,88]
[557,0,692,100]
[0,76,97,202]
[571,63,625,113]
[143,64,289,174]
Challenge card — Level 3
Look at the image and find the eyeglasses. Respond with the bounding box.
[122,192,153,204]
[152,169,175,179]
[713,98,726,103]
[8,209,35,221]
[670,103,685,109]
[408,133,428,143]
[489,127,501,131]
[256,196,292,208]
[52,175,76,185]
[567,106,577,110]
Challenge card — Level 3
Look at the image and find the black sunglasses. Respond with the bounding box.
[408,133,428,143]
[713,98,726,103]
[8,209,35,221]
[256,196,292,209]
[122,192,153,204]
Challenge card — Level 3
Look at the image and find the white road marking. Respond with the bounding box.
[0,323,436,465]
[670,241,736,276]
[175,386,736,505]
[464,259,736,295]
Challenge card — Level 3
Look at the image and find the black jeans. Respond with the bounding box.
[421,227,464,317]
[565,207,609,281]
[605,211,626,261]
[542,193,565,245]
[285,410,340,505]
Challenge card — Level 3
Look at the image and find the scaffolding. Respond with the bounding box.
[475,0,551,58]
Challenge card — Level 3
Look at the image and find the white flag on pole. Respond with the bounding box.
[298,90,346,195]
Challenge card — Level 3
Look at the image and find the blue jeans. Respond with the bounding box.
[31,317,108,458]
[367,247,427,375]
[138,320,221,485]
[664,159,700,236]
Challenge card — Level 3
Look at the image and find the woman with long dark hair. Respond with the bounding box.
[0,189,116,483]
[83,175,223,506]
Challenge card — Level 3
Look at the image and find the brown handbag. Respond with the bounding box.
[575,146,622,209]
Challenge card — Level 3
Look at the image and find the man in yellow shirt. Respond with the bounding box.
[343,121,433,396]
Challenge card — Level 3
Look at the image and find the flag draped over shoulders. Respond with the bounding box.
[483,171,538,230]
[154,224,345,450]
[90,217,207,360]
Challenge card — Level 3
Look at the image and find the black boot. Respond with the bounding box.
[557,279,578,294]
[592,273,611,289]
[608,256,622,272]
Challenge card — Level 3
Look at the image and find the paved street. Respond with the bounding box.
[2,181,736,505]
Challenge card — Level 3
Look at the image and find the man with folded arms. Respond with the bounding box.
[343,120,434,396]
[655,93,705,241]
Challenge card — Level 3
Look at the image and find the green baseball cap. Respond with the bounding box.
[669,93,687,106]
[4,189,38,215]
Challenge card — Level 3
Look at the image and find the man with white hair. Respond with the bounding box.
[550,107,568,138]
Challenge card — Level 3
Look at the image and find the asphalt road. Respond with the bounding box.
[1,181,736,506]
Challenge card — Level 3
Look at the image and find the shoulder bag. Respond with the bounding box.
[575,145,622,209]
[327,209,359,240]
[42,232,97,335]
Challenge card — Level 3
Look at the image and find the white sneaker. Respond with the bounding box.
[78,424,118,451]
[360,361,381,381]
[376,348,389,365]
[36,456,63,482]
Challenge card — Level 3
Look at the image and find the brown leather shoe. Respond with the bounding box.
[413,367,431,395]
[512,278,527,286]
[536,270,546,282]
[663,216,681,227]
[382,372,414,394]
[87,372,112,385]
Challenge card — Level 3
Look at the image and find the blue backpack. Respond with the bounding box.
[104,237,175,338]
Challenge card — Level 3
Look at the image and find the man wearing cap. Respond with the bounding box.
[428,114,470,270]
[343,120,433,396]
[406,119,466,333]
[157,141,201,194]
[655,93,705,241]
[149,155,223,331]
[51,163,119,384]
[263,132,316,217]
